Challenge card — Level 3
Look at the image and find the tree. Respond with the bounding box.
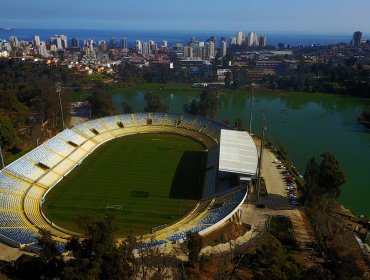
[37,229,64,279]
[186,231,203,266]
[234,118,244,131]
[318,152,346,198]
[224,72,232,88]
[276,140,289,159]
[183,91,222,119]
[303,153,345,200]
[0,114,17,148]
[63,214,136,280]
[143,92,169,113]
[88,89,116,118]
[122,101,134,114]
[303,157,320,202]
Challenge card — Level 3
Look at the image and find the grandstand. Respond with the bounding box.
[0,113,257,251]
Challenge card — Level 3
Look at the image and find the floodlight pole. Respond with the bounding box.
[257,114,267,200]
[249,88,254,135]
[56,82,65,131]
[0,145,5,169]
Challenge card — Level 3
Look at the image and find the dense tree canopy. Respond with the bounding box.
[143,92,169,113]
[303,152,346,200]
[183,90,222,119]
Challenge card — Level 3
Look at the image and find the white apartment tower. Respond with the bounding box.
[220,38,227,57]
[247,32,258,47]
[236,31,244,45]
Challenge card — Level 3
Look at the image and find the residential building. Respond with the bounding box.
[237,31,244,45]
[71,37,79,48]
[33,35,40,47]
[220,37,227,57]
[259,35,267,47]
[121,37,128,49]
[352,31,362,47]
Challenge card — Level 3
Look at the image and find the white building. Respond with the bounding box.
[135,40,142,53]
[247,32,258,47]
[237,31,244,45]
[220,39,227,57]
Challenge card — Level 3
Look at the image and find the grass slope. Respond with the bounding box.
[42,133,207,235]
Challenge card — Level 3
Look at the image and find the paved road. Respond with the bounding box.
[240,147,314,247]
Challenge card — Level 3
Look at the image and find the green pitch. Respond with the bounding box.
[42,133,207,235]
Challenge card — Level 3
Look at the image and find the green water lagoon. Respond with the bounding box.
[112,89,370,216]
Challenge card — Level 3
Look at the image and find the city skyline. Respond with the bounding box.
[1,0,370,33]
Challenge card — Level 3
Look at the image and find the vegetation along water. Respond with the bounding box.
[111,88,370,217]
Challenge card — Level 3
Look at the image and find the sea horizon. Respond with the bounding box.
[1,28,368,47]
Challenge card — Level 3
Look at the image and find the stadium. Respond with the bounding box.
[0,113,258,251]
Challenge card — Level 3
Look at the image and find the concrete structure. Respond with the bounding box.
[247,32,258,47]
[121,37,128,49]
[71,37,79,48]
[220,37,227,57]
[352,31,362,48]
[50,35,67,49]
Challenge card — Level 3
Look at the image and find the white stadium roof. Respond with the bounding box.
[219,129,258,176]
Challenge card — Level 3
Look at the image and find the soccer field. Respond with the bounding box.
[42,133,207,235]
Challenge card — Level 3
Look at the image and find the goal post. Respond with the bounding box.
[106,204,122,210]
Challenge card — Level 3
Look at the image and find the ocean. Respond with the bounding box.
[0,28,362,48]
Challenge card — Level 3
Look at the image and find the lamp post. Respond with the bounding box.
[0,145,5,169]
[249,88,254,135]
[257,113,267,200]
[56,82,65,130]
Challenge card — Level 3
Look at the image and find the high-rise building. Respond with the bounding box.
[98,40,108,52]
[135,40,142,53]
[110,37,116,48]
[220,37,227,57]
[50,35,67,49]
[259,35,267,47]
[237,31,244,45]
[352,31,362,47]
[71,37,79,48]
[38,41,48,57]
[121,37,128,49]
[206,39,215,59]
[149,40,157,52]
[161,40,168,48]
[184,46,193,58]
[247,32,258,47]
[84,39,95,53]
[142,42,150,55]
[230,37,237,45]
[33,35,40,47]
[9,36,18,49]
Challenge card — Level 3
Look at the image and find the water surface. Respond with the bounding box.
[112,90,370,216]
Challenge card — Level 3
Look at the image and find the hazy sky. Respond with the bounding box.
[1,0,369,33]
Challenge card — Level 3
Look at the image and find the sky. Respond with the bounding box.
[1,0,370,33]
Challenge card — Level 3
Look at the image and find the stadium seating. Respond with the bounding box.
[134,113,149,125]
[5,158,46,182]
[0,228,38,245]
[150,113,165,125]
[117,114,134,127]
[0,113,246,251]
[26,147,64,168]
[0,173,30,195]
[58,129,87,146]
[100,116,121,130]
[44,137,76,157]
[84,119,108,134]
[0,192,22,210]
